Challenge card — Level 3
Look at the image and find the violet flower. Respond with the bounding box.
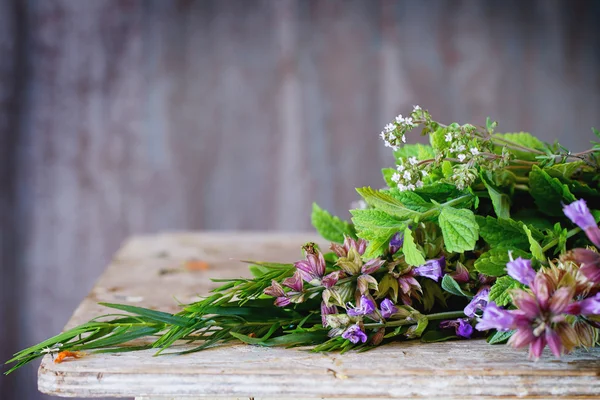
[341,324,368,344]
[389,231,404,254]
[347,295,376,317]
[464,286,490,318]
[295,251,326,284]
[397,273,422,305]
[449,262,470,283]
[506,254,536,286]
[413,256,445,282]
[440,318,474,339]
[380,298,398,319]
[475,302,515,332]
[281,270,304,292]
[568,248,600,284]
[563,199,600,248]
[361,258,385,275]
[321,301,338,327]
[263,280,291,307]
[321,270,345,289]
[566,293,600,316]
[330,236,367,258]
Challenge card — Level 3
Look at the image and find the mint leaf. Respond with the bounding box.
[489,276,521,306]
[351,209,406,258]
[438,207,479,253]
[403,226,425,266]
[430,127,451,152]
[356,187,421,219]
[474,248,530,277]
[393,144,434,162]
[480,171,510,219]
[415,183,464,203]
[529,165,577,216]
[311,203,355,243]
[494,132,545,161]
[382,168,397,187]
[385,190,432,212]
[476,216,532,250]
[441,275,473,298]
[487,329,514,344]
[522,224,545,261]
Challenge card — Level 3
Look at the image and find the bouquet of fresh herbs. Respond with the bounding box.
[6,106,600,374]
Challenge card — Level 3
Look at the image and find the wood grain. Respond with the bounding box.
[2,1,600,399]
[37,232,600,399]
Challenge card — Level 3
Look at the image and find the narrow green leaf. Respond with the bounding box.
[402,226,425,266]
[99,303,192,327]
[441,275,473,298]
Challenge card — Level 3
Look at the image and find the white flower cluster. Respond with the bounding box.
[379,105,422,150]
[445,130,480,163]
[390,156,427,191]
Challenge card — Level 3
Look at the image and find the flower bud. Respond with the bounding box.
[573,320,598,348]
[370,327,386,346]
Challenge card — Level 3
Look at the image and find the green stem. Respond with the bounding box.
[364,310,466,328]
[490,136,545,155]
[541,227,582,252]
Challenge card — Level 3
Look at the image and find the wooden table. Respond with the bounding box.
[38,232,600,399]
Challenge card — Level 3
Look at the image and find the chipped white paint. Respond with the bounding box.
[38,232,600,399]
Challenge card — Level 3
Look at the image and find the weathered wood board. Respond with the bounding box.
[37,232,600,399]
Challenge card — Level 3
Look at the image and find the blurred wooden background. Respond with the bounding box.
[1,0,599,399]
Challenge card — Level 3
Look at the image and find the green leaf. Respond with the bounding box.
[438,207,479,253]
[403,226,426,266]
[420,330,458,343]
[311,203,355,243]
[394,143,435,162]
[430,127,450,151]
[487,329,514,344]
[421,279,447,311]
[415,183,464,203]
[474,248,531,277]
[356,187,421,219]
[441,275,473,298]
[99,303,191,327]
[441,160,453,178]
[385,190,432,212]
[544,161,585,180]
[522,224,545,261]
[476,216,532,250]
[382,168,397,187]
[351,209,406,258]
[480,171,510,219]
[494,132,545,161]
[488,276,521,306]
[529,165,577,216]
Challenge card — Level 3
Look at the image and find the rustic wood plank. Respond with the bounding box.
[37,232,600,399]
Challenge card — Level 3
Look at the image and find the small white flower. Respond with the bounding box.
[421,170,428,177]
[398,183,407,191]
[401,135,407,143]
[413,105,421,111]
[403,171,412,180]
[350,199,368,210]
[416,180,424,188]
[470,147,480,155]
[391,172,401,183]
[457,154,466,162]
[408,156,418,166]
[407,183,416,191]
[384,123,395,133]
[456,144,466,152]
[445,133,453,142]
[404,117,414,125]
[395,114,404,124]
[41,343,63,355]
[396,164,405,172]
[379,131,386,140]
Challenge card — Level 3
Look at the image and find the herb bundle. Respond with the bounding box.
[6,106,600,374]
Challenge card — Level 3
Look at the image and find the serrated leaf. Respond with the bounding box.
[441,160,453,178]
[311,203,355,243]
[522,224,545,261]
[403,226,426,266]
[351,209,406,258]
[489,276,520,306]
[438,207,479,253]
[414,183,464,203]
[487,329,514,344]
[356,187,421,219]
[441,275,473,298]
[480,171,510,219]
[382,168,397,188]
[474,248,531,277]
[476,216,532,250]
[430,127,450,152]
[529,165,577,216]
[385,190,432,212]
[394,144,435,163]
[545,161,585,180]
[494,132,545,161]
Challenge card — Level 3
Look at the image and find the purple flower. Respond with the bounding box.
[566,293,600,316]
[321,270,345,289]
[321,302,338,327]
[361,258,385,275]
[464,286,490,318]
[389,231,404,254]
[264,280,291,307]
[569,248,600,284]
[281,271,304,292]
[347,295,376,317]
[295,251,326,283]
[449,262,470,283]
[475,302,515,331]
[380,298,398,319]
[330,236,367,258]
[563,199,600,248]
[341,324,368,344]
[440,318,474,339]
[413,256,445,282]
[506,255,536,286]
